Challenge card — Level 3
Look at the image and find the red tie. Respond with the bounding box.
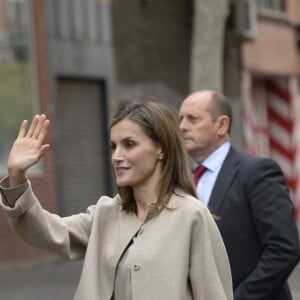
[193,165,207,185]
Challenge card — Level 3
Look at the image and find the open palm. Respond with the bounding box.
[8,114,51,174]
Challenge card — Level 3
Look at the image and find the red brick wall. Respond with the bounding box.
[286,0,300,22]
[242,18,300,75]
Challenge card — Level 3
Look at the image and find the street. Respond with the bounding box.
[0,256,300,300]
[0,259,82,300]
[290,262,300,300]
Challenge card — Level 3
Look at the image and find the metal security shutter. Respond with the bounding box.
[56,78,111,215]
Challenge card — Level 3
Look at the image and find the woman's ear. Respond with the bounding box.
[158,154,164,160]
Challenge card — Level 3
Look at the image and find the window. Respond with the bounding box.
[257,0,285,11]
[0,0,38,173]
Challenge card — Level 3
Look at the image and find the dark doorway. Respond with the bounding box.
[56,78,111,215]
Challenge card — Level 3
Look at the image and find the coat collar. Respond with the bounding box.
[208,147,240,214]
[113,191,185,262]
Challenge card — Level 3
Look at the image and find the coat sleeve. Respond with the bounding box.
[189,206,233,300]
[0,178,95,260]
[234,158,300,299]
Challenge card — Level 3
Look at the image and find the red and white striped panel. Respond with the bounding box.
[243,73,300,218]
[266,80,297,190]
[243,75,271,156]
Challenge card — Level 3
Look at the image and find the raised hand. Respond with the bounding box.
[7,114,51,187]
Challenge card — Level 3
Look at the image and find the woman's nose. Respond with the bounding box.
[111,147,123,162]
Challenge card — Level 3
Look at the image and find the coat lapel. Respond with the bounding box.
[208,147,239,214]
[115,208,142,261]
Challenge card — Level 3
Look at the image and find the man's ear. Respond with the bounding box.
[216,115,230,135]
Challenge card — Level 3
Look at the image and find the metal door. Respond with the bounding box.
[56,78,111,215]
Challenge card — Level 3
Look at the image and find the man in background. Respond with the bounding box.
[179,90,300,300]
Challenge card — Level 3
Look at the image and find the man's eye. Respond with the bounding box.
[189,116,198,122]
[110,143,116,150]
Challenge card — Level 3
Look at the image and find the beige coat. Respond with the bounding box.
[0,177,233,300]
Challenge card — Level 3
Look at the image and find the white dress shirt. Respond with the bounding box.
[195,142,230,205]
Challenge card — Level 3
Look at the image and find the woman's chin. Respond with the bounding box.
[116,180,128,187]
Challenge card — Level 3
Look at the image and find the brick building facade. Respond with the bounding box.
[1,0,300,263]
[239,0,300,216]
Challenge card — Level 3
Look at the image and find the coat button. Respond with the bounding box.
[133,263,140,271]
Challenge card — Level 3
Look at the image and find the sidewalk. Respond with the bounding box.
[0,257,300,300]
[290,255,300,300]
[290,220,300,300]
[0,259,82,300]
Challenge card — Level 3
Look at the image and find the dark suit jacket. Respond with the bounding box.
[208,147,300,300]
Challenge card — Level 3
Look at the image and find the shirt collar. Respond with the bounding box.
[201,142,230,172]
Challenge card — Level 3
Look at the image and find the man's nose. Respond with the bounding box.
[179,117,187,131]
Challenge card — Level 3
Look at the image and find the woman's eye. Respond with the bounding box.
[125,140,135,148]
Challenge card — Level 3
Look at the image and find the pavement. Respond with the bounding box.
[0,256,300,300]
[290,264,300,300]
[0,258,83,300]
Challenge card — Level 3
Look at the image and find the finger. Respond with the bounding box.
[37,144,51,160]
[26,115,41,138]
[37,119,50,142]
[17,120,28,139]
[32,114,47,139]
